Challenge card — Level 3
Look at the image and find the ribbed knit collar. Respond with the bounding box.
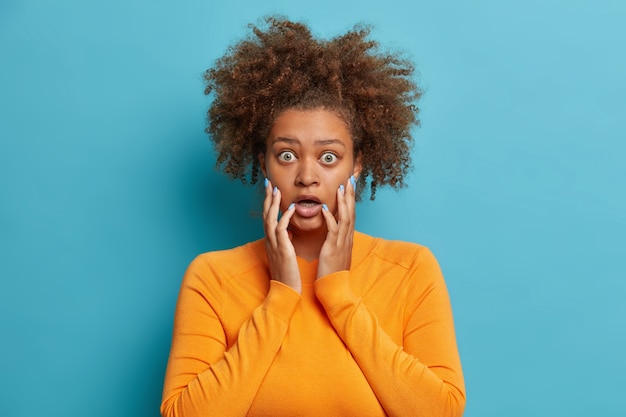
[247,231,378,274]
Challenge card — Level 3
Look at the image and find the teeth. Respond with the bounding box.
[299,200,318,207]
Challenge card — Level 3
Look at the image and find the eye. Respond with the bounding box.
[320,152,337,165]
[278,151,296,162]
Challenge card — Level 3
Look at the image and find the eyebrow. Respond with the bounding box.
[271,137,346,147]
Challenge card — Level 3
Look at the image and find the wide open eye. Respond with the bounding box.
[278,151,296,162]
[320,152,337,165]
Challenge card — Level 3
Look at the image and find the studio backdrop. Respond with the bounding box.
[1,1,625,416]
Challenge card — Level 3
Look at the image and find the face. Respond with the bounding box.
[260,108,362,234]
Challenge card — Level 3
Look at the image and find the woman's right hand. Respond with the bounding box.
[262,178,302,294]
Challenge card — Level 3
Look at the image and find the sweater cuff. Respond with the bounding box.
[314,270,358,314]
[264,280,301,323]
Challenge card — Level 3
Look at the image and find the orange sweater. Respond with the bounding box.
[161,232,465,417]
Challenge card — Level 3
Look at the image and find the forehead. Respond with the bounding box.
[269,108,353,146]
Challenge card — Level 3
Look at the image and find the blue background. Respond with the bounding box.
[1,0,625,416]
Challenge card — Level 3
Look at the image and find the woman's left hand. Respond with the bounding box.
[317,175,357,278]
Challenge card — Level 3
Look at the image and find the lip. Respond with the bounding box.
[293,194,322,218]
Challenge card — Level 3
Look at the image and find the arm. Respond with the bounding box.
[162,179,302,417]
[315,249,466,417]
[160,257,300,417]
[317,176,464,416]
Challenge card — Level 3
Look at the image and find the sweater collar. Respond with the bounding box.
[249,230,377,271]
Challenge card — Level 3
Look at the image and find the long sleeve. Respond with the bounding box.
[160,253,300,417]
[315,244,466,417]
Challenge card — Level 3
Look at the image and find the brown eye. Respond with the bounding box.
[278,151,296,162]
[320,153,337,165]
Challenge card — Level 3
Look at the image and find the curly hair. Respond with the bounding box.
[204,16,421,200]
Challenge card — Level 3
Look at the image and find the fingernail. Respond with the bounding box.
[339,184,345,194]
[264,177,269,187]
[350,175,356,188]
[288,203,295,210]
[322,204,328,211]
[273,186,278,195]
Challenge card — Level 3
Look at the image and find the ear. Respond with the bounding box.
[352,152,363,179]
[258,153,267,178]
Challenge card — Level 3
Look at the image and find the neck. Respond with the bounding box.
[290,227,327,262]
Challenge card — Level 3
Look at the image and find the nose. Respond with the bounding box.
[295,157,319,187]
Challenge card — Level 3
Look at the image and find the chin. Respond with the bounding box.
[289,216,326,234]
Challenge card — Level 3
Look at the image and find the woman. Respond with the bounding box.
[161,17,465,417]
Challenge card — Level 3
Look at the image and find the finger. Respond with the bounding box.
[267,185,282,222]
[321,203,338,237]
[275,204,297,260]
[262,178,274,245]
[346,175,357,216]
[262,178,273,220]
[276,203,296,244]
[264,186,282,247]
[336,182,352,238]
[338,180,358,248]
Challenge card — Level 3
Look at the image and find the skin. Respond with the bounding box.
[259,108,362,294]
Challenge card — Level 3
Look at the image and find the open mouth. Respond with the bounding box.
[297,199,320,207]
[293,196,322,218]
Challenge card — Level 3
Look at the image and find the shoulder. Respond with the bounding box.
[354,231,438,271]
[186,238,268,281]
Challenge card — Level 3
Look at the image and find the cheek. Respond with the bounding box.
[263,161,280,184]
[326,172,349,193]
[324,181,342,211]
